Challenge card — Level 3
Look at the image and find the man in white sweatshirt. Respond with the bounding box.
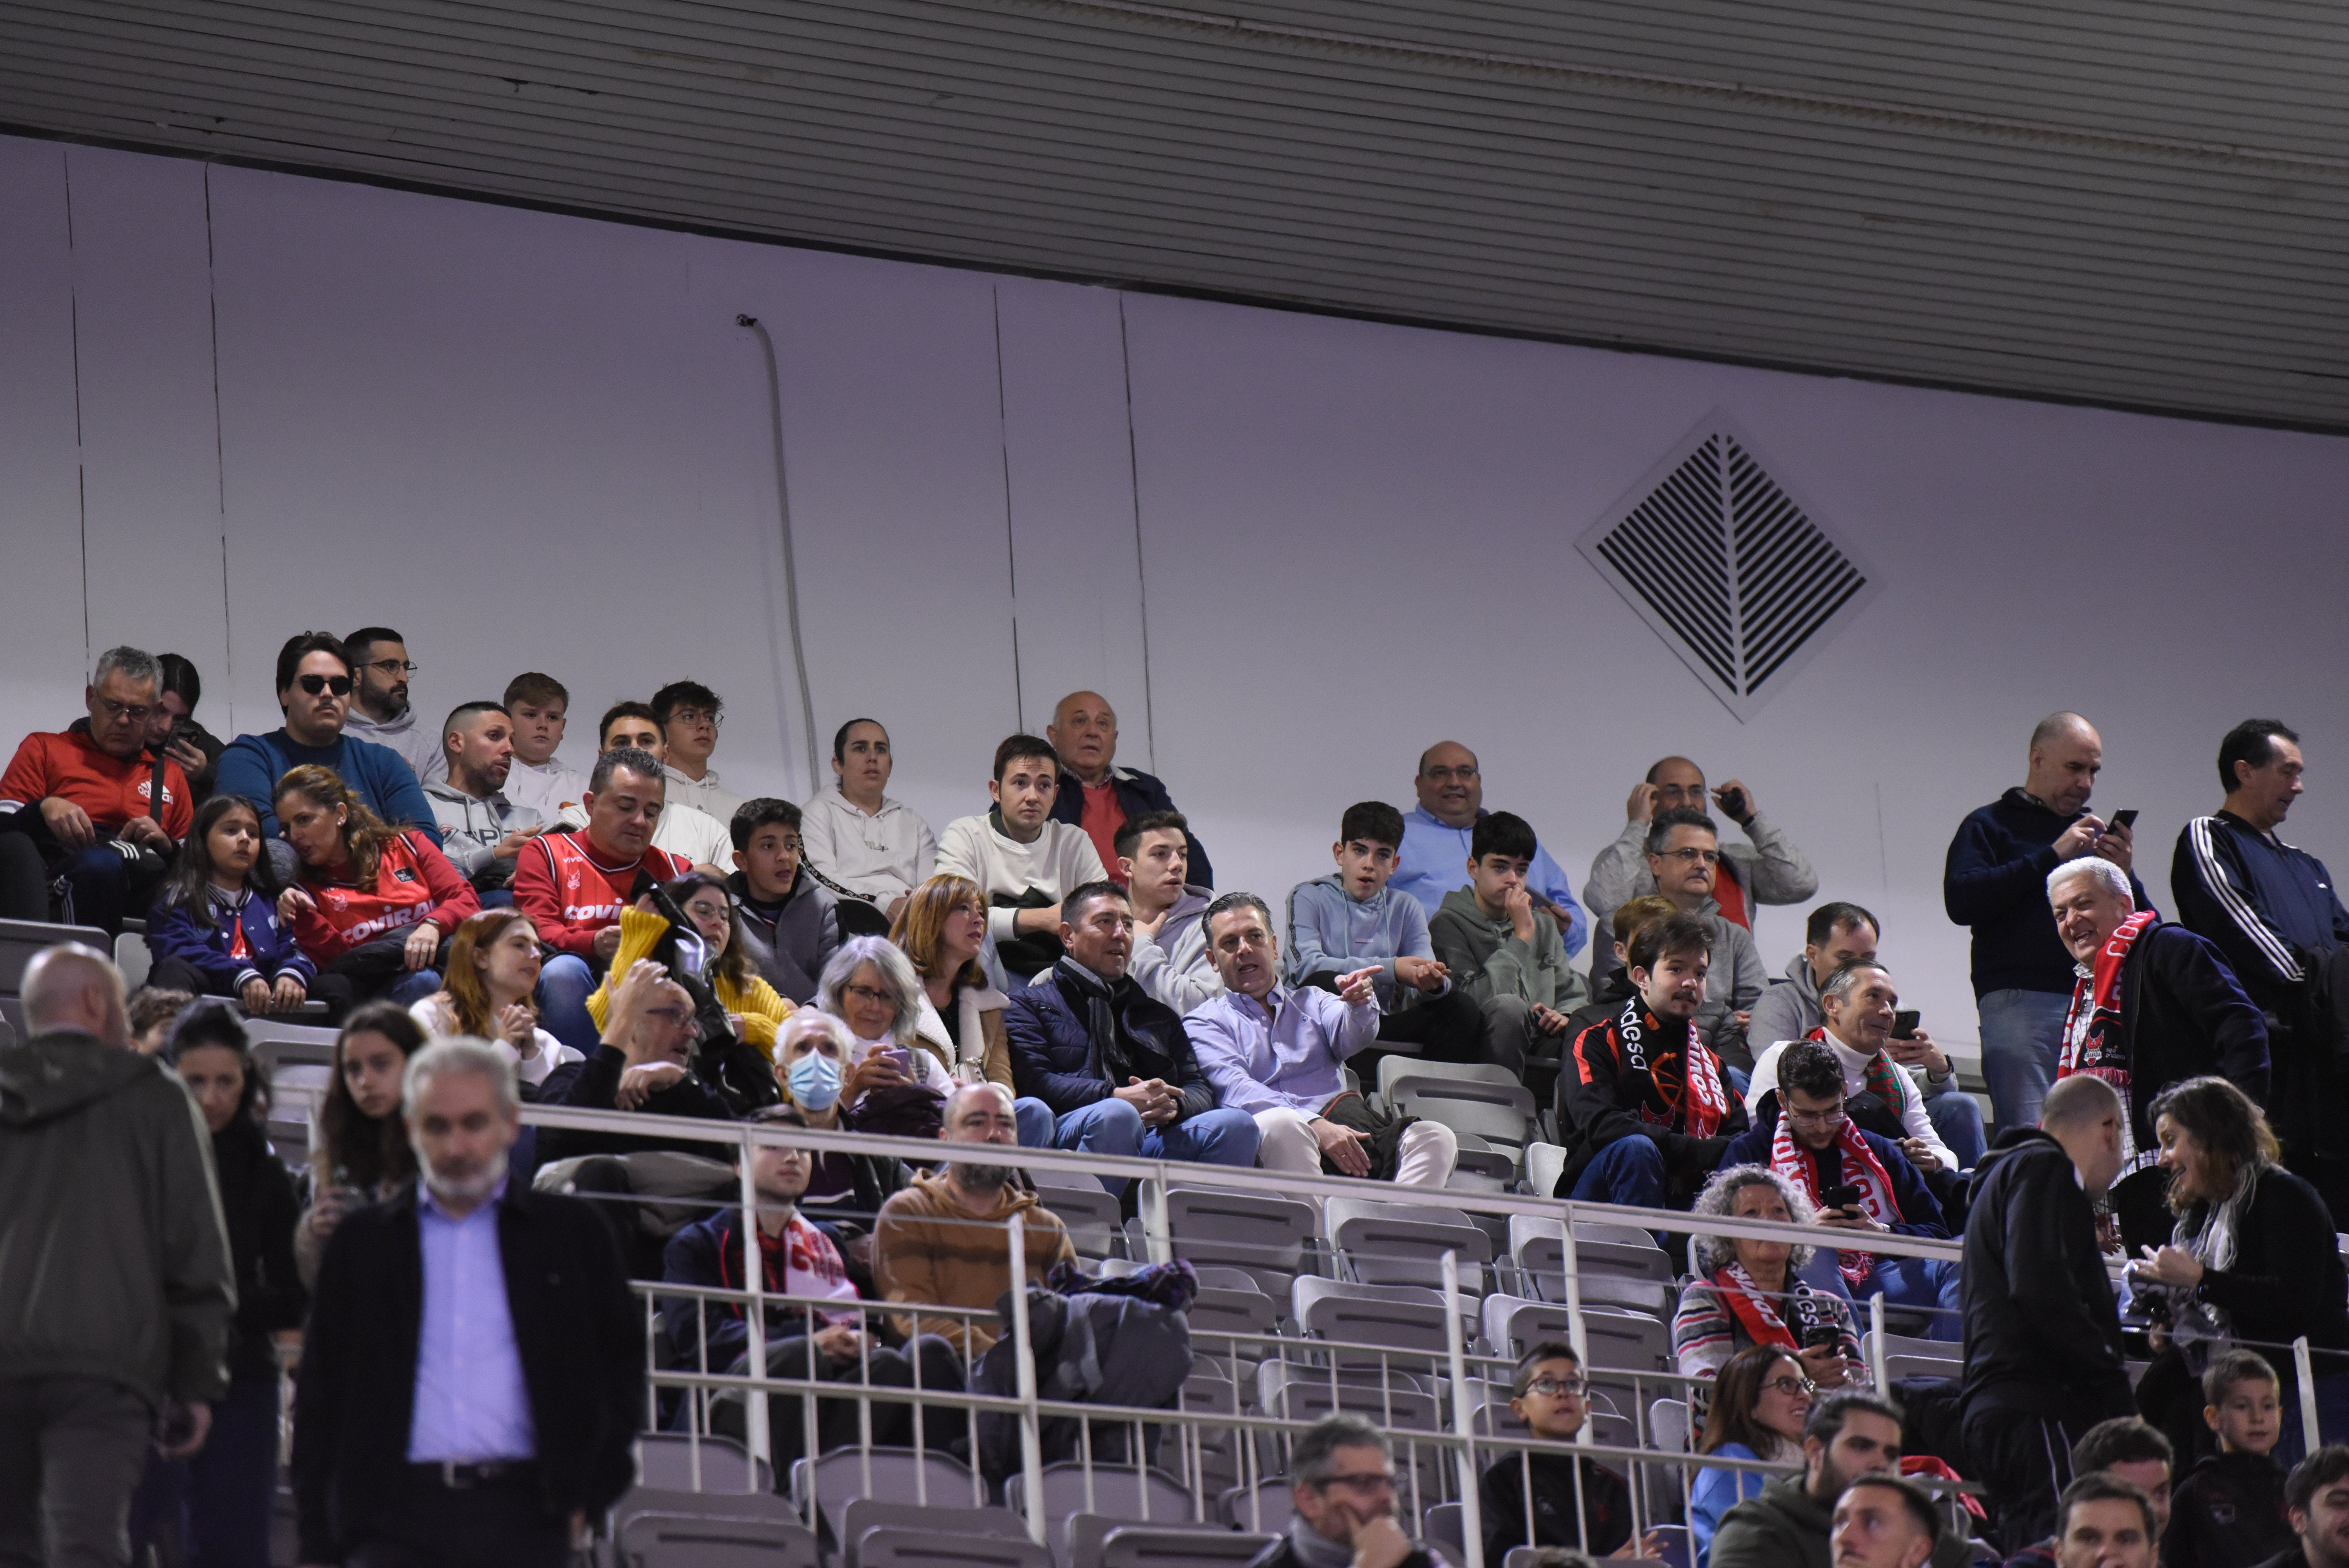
[937,734,1106,986]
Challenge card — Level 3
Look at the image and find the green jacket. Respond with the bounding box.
[1429,885,1588,1013]
[1711,1473,1975,1568]
[0,1030,235,1406]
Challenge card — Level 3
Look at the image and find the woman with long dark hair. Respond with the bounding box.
[294,1001,426,1286]
[272,764,477,1016]
[584,870,793,1051]
[1690,1344,1813,1566]
[145,793,312,1013]
[2132,1075,2349,1463]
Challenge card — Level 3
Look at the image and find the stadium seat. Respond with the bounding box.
[791,1447,982,1538]
[1508,1215,1673,1297]
[1002,1463,1199,1561]
[1576,1306,1675,1379]
[1387,1078,1537,1170]
[0,918,110,994]
[1089,1522,1274,1568]
[1422,1502,1465,1561]
[612,1484,804,1534]
[1861,1330,1964,1385]
[1165,1187,1320,1299]
[113,930,151,990]
[839,1500,1032,1568]
[1219,1479,1293,1534]
[1032,1176,1126,1262]
[617,1509,818,1568]
[1445,1132,1517,1187]
[1322,1196,1492,1292]
[1524,1142,1567,1199]
[636,1431,772,1495]
[1291,1278,1451,1368]
[858,1527,1052,1568]
[1650,1397,1693,1454]
[1376,1055,1522,1105]
[1256,1361,1439,1430]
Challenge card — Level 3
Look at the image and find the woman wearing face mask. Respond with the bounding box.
[295,1003,426,1287]
[151,1003,304,1568]
[770,1010,909,1256]
[892,874,1011,1087]
[410,908,581,1088]
[583,871,795,1049]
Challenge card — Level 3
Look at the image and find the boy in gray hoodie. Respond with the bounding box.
[1429,811,1590,1076]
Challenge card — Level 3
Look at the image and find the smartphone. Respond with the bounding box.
[1891,1009,1920,1040]
[1715,784,1749,821]
[1821,1183,1862,1211]
[2105,809,2139,832]
[1802,1323,1845,1351]
[877,1047,913,1075]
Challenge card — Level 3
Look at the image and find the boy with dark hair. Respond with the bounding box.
[651,679,741,822]
[1430,810,1589,1078]
[1118,810,1221,1015]
[2166,1351,2295,1568]
[1285,801,1482,1064]
[728,798,839,1004]
[501,672,584,816]
[1480,1341,1660,1559]
[936,736,1106,985]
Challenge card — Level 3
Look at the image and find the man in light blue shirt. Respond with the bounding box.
[1392,741,1587,956]
[1187,892,1457,1187]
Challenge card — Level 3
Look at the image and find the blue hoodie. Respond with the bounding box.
[214,728,442,847]
[1391,806,1587,955]
[1284,873,1449,1014]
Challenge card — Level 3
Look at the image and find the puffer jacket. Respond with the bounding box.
[1003,960,1218,1122]
[0,1030,235,1405]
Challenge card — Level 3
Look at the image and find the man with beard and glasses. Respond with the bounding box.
[341,626,444,784]
[873,1083,1076,1364]
[292,1039,636,1568]
[425,702,550,898]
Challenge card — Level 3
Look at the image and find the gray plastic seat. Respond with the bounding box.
[1033,1177,1126,1262]
[1861,1329,1965,1384]
[1166,1187,1319,1297]
[0,918,110,994]
[1256,1361,1439,1430]
[1577,1304,1675,1378]
[1508,1214,1673,1296]
[859,1527,1052,1568]
[791,1447,981,1538]
[840,1501,1030,1568]
[1291,1277,1450,1368]
[1003,1463,1199,1561]
[1094,1524,1275,1568]
[617,1509,818,1568]
[613,1484,803,1535]
[636,1432,772,1495]
[1388,1078,1538,1165]
[1376,1055,1523,1104]
[1322,1196,1491,1293]
[1218,1479,1293,1534]
[1524,1142,1568,1199]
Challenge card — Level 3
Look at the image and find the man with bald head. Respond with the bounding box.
[1045,690,1213,889]
[0,945,234,1565]
[1392,741,1588,957]
[1946,712,2148,1131]
[1584,755,1818,938]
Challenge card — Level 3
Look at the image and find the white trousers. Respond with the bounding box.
[1253,1107,1458,1187]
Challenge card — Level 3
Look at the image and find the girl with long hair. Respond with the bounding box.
[272,764,478,1016]
[891,873,1011,1087]
[294,1001,426,1286]
[410,908,581,1087]
[144,793,313,1013]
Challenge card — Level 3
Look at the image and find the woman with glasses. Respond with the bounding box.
[582,871,796,1052]
[816,936,957,1137]
[1690,1344,1815,1567]
[767,1010,911,1278]
[893,874,1012,1087]
[1673,1165,1863,1391]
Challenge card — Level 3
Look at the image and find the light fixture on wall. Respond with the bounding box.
[1576,412,1878,722]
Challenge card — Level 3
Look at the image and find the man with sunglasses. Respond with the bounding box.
[216,631,442,857]
[1246,1414,1438,1568]
[0,645,194,931]
[340,625,445,784]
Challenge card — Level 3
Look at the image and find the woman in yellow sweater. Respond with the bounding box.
[585,872,795,1050]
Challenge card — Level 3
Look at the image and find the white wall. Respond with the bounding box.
[6,131,2346,1048]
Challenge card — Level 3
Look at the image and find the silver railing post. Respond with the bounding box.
[1867,1293,1888,1393]
[739,1123,770,1478]
[1140,1171,1173,1265]
[2298,1337,2322,1455]
[1443,1250,1485,1568]
[1559,1208,1590,1448]
[1009,1213,1048,1544]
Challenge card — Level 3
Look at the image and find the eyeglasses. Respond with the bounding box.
[1763,1375,1818,1397]
[1422,766,1478,783]
[1313,1473,1397,1495]
[1658,847,1722,865]
[95,698,155,724]
[296,674,354,697]
[644,1005,691,1025]
[1785,1107,1847,1130]
[364,658,418,677]
[844,984,893,1007]
[1524,1376,1588,1398]
[670,707,723,729]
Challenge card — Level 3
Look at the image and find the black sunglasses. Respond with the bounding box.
[296,674,353,697]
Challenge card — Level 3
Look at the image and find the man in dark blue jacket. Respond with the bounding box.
[1044,691,1212,890]
[214,632,442,868]
[1944,711,2145,1132]
[1723,1039,1959,1339]
[1005,880,1257,1192]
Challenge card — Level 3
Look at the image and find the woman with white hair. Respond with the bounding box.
[816,937,957,1137]
[1671,1164,1863,1390]
[768,1009,910,1248]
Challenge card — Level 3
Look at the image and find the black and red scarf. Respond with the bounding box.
[1611,994,1729,1137]
[1712,1262,1846,1354]
[2058,909,2156,1122]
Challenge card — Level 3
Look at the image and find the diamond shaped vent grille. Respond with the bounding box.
[1577,416,1877,721]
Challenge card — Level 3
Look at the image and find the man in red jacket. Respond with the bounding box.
[512,747,690,1056]
[0,647,193,933]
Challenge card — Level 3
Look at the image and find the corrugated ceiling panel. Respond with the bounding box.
[2,0,2344,426]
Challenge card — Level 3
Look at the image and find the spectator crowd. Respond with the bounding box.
[4,629,2348,1568]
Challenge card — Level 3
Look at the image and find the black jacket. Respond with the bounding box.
[1480,1450,1633,1557]
[2105,921,2270,1155]
[1960,1128,2133,1421]
[535,1045,738,1163]
[1556,1001,1749,1202]
[1718,1113,1951,1239]
[2178,1166,2349,1385]
[1244,1530,1435,1568]
[1944,788,2150,997]
[1046,764,1212,890]
[211,1115,306,1383]
[2164,1450,2295,1568]
[1003,961,1217,1122]
[292,1184,638,1563]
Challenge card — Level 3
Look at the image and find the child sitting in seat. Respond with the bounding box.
[1479,1340,1669,1561]
[2163,1349,2294,1568]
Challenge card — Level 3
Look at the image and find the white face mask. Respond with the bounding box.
[786,1050,842,1111]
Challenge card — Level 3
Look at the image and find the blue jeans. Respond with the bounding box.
[1977,989,2073,1133]
[1854,1254,1965,1341]
[1013,1096,1260,1193]
[1925,1085,1988,1169]
[536,954,600,1055]
[1567,1136,1669,1211]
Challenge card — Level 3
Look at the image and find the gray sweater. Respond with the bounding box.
[1583,809,1817,938]
[727,870,840,1005]
[1428,885,1585,1012]
[1129,885,1224,1016]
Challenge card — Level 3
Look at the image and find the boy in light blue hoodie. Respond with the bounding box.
[1285,801,1482,1061]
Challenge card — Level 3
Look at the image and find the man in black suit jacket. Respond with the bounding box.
[293,1038,638,1567]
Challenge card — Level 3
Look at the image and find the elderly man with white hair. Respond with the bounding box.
[2045,854,2271,1253]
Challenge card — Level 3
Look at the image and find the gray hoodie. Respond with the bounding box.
[1428,885,1585,1012]
[1128,884,1224,1016]
[1747,952,1822,1051]
[0,1032,235,1404]
[340,704,446,785]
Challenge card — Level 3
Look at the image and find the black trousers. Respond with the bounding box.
[346,1468,568,1568]
[1961,1403,2088,1555]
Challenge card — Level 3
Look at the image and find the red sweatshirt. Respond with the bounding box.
[288,831,479,964]
[0,729,193,839]
[512,829,691,959]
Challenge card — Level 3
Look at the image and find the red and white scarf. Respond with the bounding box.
[1769,1110,1900,1289]
[1612,994,1730,1137]
[1712,1262,1846,1354]
[2059,909,2155,1155]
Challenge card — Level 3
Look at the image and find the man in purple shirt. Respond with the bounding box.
[1185,892,1458,1188]
[294,1039,636,1567]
